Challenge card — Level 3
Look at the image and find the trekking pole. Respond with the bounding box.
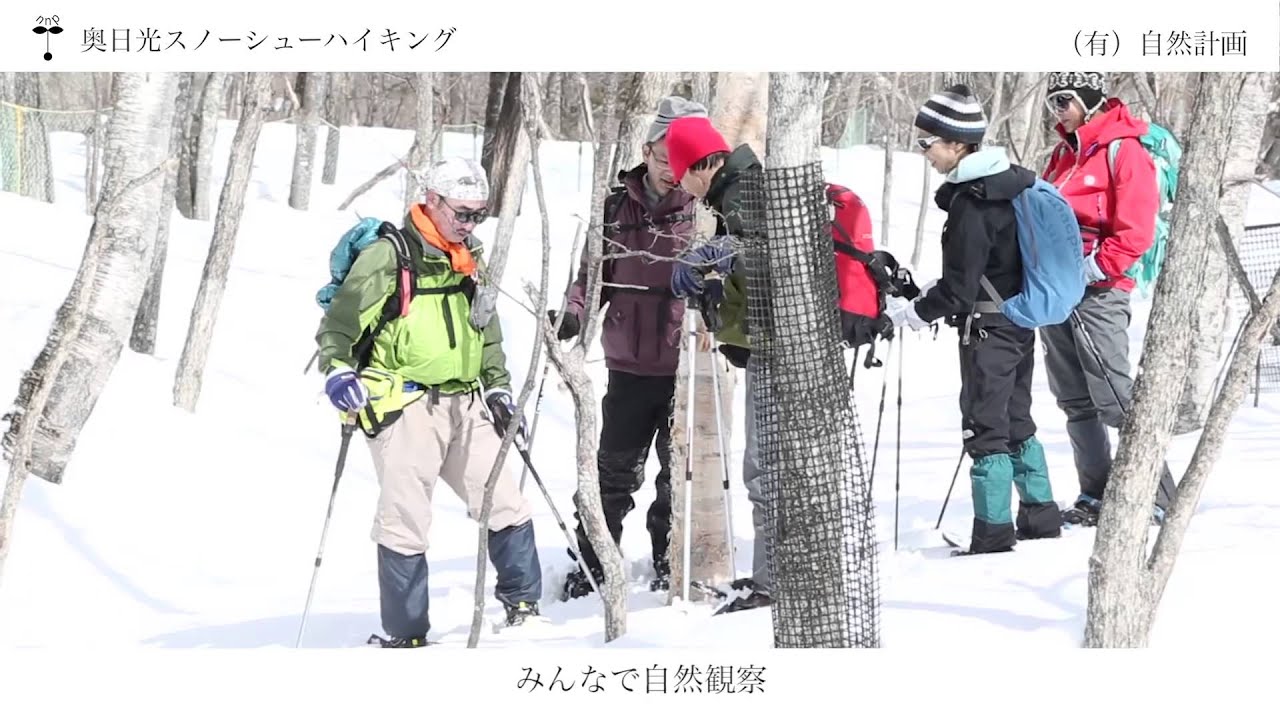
[935,448,966,530]
[867,338,895,494]
[295,415,357,648]
[706,335,737,577]
[894,333,904,551]
[1070,309,1130,415]
[513,438,602,599]
[681,309,697,602]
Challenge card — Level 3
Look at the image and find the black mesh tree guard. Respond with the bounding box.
[1231,223,1280,399]
[737,159,880,648]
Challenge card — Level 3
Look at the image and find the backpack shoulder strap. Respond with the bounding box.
[601,185,628,241]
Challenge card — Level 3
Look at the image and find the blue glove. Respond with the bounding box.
[324,366,369,412]
[484,388,528,442]
[671,236,736,298]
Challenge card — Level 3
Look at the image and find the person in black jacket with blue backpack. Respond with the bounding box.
[887,84,1062,555]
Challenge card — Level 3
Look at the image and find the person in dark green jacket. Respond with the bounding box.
[663,116,772,613]
[316,157,543,646]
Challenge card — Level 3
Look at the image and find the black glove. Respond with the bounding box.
[840,310,879,348]
[483,388,528,443]
[690,277,725,334]
[547,310,580,340]
[718,344,750,369]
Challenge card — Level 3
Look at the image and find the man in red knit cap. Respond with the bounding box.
[664,115,774,613]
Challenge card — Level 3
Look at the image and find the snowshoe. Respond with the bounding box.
[561,566,603,601]
[941,530,1014,557]
[504,601,544,627]
[711,578,772,615]
[649,558,671,592]
[367,633,431,648]
[1061,494,1101,527]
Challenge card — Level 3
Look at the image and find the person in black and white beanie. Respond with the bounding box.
[884,83,1063,555]
[1039,69,1178,529]
[913,83,988,149]
[1045,71,1108,118]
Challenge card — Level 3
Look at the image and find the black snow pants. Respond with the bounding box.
[570,370,675,575]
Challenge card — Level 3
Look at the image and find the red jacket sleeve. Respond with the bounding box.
[1096,137,1159,279]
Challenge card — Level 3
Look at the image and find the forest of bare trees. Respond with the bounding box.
[0,70,1278,648]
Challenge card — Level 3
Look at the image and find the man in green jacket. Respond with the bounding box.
[316,156,542,647]
[664,116,772,613]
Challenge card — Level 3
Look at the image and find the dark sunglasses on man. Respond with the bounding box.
[441,198,489,224]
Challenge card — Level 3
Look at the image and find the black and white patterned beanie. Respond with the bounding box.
[914,84,987,145]
[1046,72,1108,114]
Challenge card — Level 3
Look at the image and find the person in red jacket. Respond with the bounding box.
[1039,71,1175,527]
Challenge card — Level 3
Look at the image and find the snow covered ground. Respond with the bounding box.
[2,122,1279,651]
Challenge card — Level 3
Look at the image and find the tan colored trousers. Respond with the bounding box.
[367,393,532,556]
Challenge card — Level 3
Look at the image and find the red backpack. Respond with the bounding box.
[828,184,880,317]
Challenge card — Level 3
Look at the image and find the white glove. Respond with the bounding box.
[1084,253,1107,284]
[885,297,930,330]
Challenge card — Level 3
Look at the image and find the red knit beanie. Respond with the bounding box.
[665,116,731,183]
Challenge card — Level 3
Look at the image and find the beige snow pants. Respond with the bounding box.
[366,392,532,556]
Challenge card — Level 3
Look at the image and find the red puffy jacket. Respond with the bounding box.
[828,183,880,319]
[1042,98,1159,293]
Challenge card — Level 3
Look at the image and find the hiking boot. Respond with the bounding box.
[561,566,604,600]
[368,634,429,648]
[1061,494,1102,526]
[649,557,671,592]
[504,601,541,627]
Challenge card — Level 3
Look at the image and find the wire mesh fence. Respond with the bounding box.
[0,100,104,210]
[739,159,880,648]
[1231,222,1280,401]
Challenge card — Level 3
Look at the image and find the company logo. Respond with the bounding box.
[33,15,64,61]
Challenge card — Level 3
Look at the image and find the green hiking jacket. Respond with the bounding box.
[315,213,511,399]
[706,144,763,350]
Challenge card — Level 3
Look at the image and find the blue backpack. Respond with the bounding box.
[316,217,387,309]
[979,177,1088,329]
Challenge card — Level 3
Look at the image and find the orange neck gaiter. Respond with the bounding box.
[409,204,476,276]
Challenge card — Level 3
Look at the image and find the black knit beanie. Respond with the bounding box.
[914,84,987,145]
[1046,72,1108,114]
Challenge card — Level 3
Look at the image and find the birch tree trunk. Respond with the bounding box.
[696,72,716,110]
[1084,72,1247,648]
[13,73,53,204]
[760,72,880,647]
[178,72,226,220]
[0,72,177,487]
[403,72,436,211]
[1258,78,1280,178]
[172,73,273,413]
[543,72,562,138]
[321,72,343,186]
[480,73,523,217]
[911,72,939,267]
[288,72,327,211]
[612,72,674,176]
[1174,72,1274,433]
[880,73,900,249]
[668,73,767,601]
[130,71,195,356]
[523,72,628,639]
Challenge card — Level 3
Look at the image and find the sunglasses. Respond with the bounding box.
[1046,92,1076,113]
[441,199,489,224]
[916,136,941,150]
